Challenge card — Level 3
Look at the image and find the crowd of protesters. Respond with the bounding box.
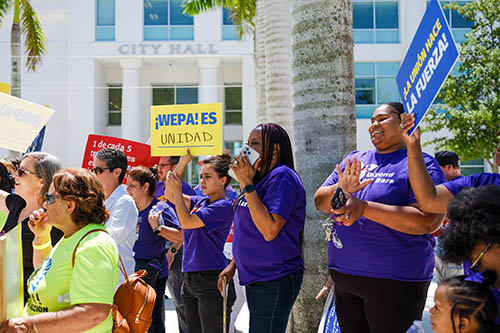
[0,112,498,332]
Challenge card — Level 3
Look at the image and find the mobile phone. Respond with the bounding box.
[331,187,347,210]
[228,145,260,181]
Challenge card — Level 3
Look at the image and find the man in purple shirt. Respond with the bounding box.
[155,155,195,333]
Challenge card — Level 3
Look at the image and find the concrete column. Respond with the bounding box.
[120,59,143,141]
[242,55,257,138]
[197,57,221,103]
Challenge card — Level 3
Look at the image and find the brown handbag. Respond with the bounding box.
[72,229,156,333]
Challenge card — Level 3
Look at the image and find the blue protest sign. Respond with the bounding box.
[396,0,459,134]
[25,126,46,153]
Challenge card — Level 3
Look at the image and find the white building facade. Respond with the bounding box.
[0,0,487,183]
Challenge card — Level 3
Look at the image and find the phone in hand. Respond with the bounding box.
[228,145,260,181]
[331,187,347,210]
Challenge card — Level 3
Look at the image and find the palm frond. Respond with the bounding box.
[182,0,227,15]
[20,0,45,72]
[0,0,13,25]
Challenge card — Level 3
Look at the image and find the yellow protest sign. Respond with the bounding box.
[0,93,54,152]
[0,83,10,94]
[0,224,23,321]
[150,103,223,156]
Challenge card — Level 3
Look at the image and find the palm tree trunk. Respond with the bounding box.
[290,0,355,331]
[262,0,294,148]
[254,0,267,123]
[9,0,21,158]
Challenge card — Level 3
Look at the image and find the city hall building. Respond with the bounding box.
[0,0,487,185]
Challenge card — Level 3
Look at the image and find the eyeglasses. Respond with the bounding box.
[17,167,40,178]
[91,166,112,175]
[44,193,61,205]
[470,243,492,271]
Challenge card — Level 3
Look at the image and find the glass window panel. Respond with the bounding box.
[144,26,169,40]
[225,87,242,110]
[376,62,400,75]
[108,87,122,111]
[353,3,373,29]
[452,29,468,43]
[375,30,399,43]
[356,105,375,119]
[354,30,375,43]
[225,141,243,156]
[170,0,193,25]
[461,167,484,176]
[223,7,234,25]
[96,26,115,41]
[144,0,168,25]
[153,87,175,105]
[375,2,398,29]
[170,26,194,40]
[97,0,115,25]
[377,77,400,104]
[451,62,462,76]
[223,26,238,40]
[462,159,483,165]
[176,87,198,104]
[452,3,473,28]
[355,78,375,89]
[108,112,121,126]
[354,62,375,76]
[225,111,242,125]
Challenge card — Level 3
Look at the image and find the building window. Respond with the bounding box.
[225,86,242,125]
[108,85,122,126]
[96,0,115,41]
[431,1,473,43]
[144,0,194,40]
[353,0,399,44]
[355,62,400,118]
[222,8,238,40]
[461,159,484,176]
[152,85,198,105]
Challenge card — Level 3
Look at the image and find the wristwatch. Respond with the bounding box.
[170,247,177,254]
[153,225,161,235]
[242,184,256,194]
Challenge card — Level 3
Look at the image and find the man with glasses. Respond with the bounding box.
[93,148,138,285]
[438,185,500,324]
[155,155,195,333]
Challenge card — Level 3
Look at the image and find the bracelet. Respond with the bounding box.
[32,240,51,250]
[32,317,39,333]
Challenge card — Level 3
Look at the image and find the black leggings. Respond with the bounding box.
[329,269,430,333]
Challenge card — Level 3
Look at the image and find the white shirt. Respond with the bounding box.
[105,185,138,286]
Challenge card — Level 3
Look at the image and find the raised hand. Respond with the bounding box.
[178,148,194,167]
[336,157,373,193]
[28,208,51,238]
[400,113,421,146]
[230,152,259,188]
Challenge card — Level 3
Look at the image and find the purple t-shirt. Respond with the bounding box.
[182,196,233,272]
[154,180,196,209]
[322,149,446,282]
[443,173,500,196]
[233,164,306,286]
[133,199,180,278]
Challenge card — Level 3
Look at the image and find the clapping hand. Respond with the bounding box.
[336,157,373,193]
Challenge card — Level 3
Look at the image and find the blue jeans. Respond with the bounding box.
[245,270,304,333]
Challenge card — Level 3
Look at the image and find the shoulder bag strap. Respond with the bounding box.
[71,228,109,267]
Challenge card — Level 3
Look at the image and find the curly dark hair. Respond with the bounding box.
[52,168,110,227]
[438,185,500,264]
[441,271,500,333]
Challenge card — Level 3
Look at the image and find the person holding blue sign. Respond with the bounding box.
[164,152,236,333]
[314,102,446,332]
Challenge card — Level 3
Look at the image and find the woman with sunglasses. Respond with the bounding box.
[0,168,119,332]
[0,152,63,302]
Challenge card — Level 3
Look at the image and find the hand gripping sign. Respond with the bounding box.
[150,103,223,156]
[0,93,54,152]
[396,0,459,134]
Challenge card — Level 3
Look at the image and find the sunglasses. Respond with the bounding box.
[470,242,492,271]
[44,193,61,205]
[91,166,112,175]
[17,167,40,178]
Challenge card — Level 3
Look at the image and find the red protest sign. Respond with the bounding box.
[82,135,160,182]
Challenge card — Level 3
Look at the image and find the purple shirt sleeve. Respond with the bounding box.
[190,196,231,232]
[443,173,500,196]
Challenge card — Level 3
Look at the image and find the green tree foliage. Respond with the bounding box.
[182,0,255,38]
[424,0,500,172]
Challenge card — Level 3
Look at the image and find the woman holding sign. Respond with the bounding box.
[218,123,306,333]
[314,102,446,332]
[0,152,63,302]
[164,152,236,333]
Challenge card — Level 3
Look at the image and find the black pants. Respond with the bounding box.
[182,270,236,333]
[330,269,430,333]
[135,258,167,333]
[167,246,187,333]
